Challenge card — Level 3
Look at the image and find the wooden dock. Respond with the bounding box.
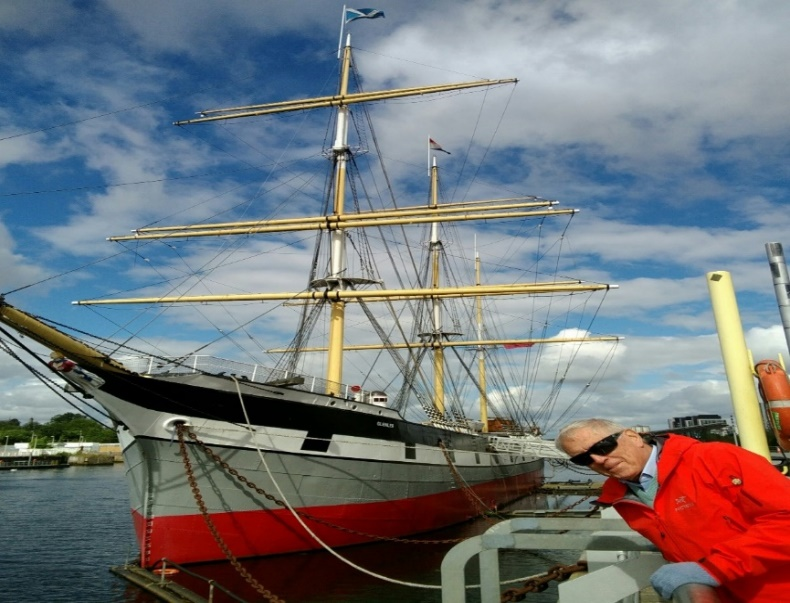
[110,565,208,603]
[0,455,69,470]
[111,562,250,603]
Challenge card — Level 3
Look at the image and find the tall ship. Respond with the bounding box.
[0,28,618,567]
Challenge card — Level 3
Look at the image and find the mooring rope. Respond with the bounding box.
[228,377,444,590]
[175,377,582,595]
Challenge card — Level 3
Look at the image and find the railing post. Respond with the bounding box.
[440,535,485,602]
[478,548,501,602]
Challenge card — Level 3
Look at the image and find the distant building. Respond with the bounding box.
[668,414,731,436]
[669,414,725,429]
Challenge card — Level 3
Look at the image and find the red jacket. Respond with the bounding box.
[596,434,790,603]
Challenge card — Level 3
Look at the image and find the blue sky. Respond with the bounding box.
[1,0,790,432]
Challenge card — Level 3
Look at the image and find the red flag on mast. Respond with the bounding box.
[429,138,451,154]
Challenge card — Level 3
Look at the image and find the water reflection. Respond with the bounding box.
[167,492,592,603]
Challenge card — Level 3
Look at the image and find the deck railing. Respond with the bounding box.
[119,354,372,400]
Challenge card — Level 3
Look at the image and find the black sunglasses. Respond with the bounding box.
[568,431,623,466]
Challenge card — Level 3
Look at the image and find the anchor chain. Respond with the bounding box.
[500,561,587,601]
[546,494,594,516]
[176,425,285,603]
[438,440,499,520]
[179,425,466,546]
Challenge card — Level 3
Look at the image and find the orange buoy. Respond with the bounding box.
[754,359,790,451]
[152,567,179,576]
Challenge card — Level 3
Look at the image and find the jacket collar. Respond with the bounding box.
[594,434,699,505]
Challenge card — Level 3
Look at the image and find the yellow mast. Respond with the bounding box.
[428,156,446,415]
[475,243,489,432]
[323,36,354,395]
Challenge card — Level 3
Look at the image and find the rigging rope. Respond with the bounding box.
[0,326,113,423]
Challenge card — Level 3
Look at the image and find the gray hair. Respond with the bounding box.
[555,418,628,453]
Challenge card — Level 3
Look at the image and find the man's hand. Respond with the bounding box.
[650,562,720,599]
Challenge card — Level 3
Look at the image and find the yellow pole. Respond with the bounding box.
[706,271,771,460]
[325,38,352,395]
[475,250,489,432]
[433,346,445,416]
[429,159,445,415]
[326,301,345,396]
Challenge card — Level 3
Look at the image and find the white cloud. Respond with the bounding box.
[0,0,788,435]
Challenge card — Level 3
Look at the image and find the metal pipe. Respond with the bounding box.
[706,271,771,460]
[673,583,722,602]
[765,242,790,358]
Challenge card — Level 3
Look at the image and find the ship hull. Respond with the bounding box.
[40,361,544,566]
[126,442,541,565]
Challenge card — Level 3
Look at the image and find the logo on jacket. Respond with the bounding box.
[674,495,695,512]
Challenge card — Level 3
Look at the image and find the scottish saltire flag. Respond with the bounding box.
[430,138,451,154]
[345,8,385,23]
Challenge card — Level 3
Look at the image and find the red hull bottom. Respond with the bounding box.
[133,469,542,566]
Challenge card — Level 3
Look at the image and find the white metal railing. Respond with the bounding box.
[440,513,662,603]
[488,435,569,459]
[117,354,378,401]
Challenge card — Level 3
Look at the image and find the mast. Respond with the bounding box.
[429,156,446,414]
[765,242,790,358]
[475,242,489,432]
[324,35,354,396]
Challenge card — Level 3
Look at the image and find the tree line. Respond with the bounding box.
[0,413,117,446]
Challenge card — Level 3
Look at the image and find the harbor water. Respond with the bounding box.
[0,463,590,602]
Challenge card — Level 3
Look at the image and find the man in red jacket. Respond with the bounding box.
[555,418,790,602]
